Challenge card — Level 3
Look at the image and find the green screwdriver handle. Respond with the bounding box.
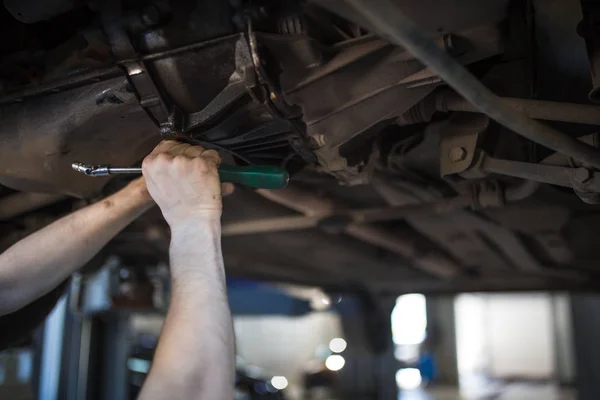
[218,165,289,189]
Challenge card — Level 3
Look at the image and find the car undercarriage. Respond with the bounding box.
[3,0,600,297]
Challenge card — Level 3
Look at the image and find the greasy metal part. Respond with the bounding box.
[343,224,461,278]
[0,192,66,221]
[436,92,600,126]
[3,0,76,24]
[286,34,456,92]
[372,176,545,273]
[471,150,600,192]
[318,0,510,37]
[71,162,141,177]
[0,33,294,194]
[343,0,600,170]
[573,188,600,204]
[257,33,323,75]
[579,0,600,102]
[100,0,170,129]
[286,24,503,182]
[253,186,464,278]
[398,26,504,88]
[256,186,335,216]
[0,77,160,197]
[439,113,489,176]
[222,194,473,236]
[243,19,317,166]
[534,0,591,105]
[222,215,321,235]
[285,37,388,91]
[504,179,540,202]
[485,206,573,264]
[167,35,254,133]
[0,66,124,106]
[538,133,600,203]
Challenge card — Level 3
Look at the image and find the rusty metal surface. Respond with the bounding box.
[533,0,590,103]
[578,0,600,102]
[2,0,600,296]
[437,92,600,125]
[284,22,504,183]
[0,77,160,197]
[250,185,464,278]
[373,177,545,273]
[373,125,547,276]
[317,0,510,36]
[221,190,472,236]
[439,113,489,176]
[485,206,574,264]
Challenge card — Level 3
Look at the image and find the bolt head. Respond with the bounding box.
[573,168,591,184]
[448,146,467,162]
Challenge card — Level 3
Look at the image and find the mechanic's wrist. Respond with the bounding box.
[168,214,222,237]
[122,177,154,208]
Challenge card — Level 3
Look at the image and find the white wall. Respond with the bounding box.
[455,293,557,380]
[455,294,488,376]
[486,293,555,379]
[234,313,342,387]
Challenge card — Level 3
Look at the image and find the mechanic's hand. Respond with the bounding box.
[142,140,234,227]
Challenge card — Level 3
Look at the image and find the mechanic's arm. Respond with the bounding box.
[138,141,235,400]
[0,178,154,316]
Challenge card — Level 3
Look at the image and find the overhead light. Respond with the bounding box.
[325,355,346,371]
[329,338,347,353]
[395,368,422,390]
[271,376,288,390]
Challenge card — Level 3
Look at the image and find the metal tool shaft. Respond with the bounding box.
[72,161,289,189]
[106,167,142,175]
[72,162,141,177]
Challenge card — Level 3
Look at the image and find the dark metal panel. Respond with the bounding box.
[3,0,76,24]
[147,34,252,116]
[0,77,160,197]
[316,0,510,36]
[287,45,435,165]
[533,0,590,103]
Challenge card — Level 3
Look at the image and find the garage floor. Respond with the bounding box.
[399,383,575,400]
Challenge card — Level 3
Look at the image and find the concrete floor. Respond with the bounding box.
[399,383,576,400]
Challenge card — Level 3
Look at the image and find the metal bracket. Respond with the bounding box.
[439,113,489,176]
[101,0,171,131]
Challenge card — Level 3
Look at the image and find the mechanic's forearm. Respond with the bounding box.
[0,180,153,316]
[140,218,234,400]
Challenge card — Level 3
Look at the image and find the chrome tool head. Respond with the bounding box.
[71,162,110,177]
[72,162,94,175]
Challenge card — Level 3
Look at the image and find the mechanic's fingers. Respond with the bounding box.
[201,148,222,167]
[182,145,206,159]
[165,142,193,157]
[221,182,235,196]
[148,140,181,157]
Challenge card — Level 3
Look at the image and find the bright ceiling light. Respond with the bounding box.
[395,368,422,390]
[391,293,427,345]
[270,376,288,390]
[325,355,346,371]
[329,338,347,353]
